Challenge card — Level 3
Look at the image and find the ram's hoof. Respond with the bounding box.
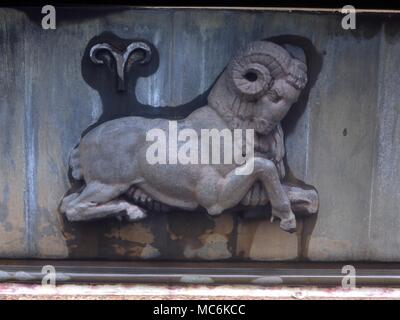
[274,209,297,233]
[279,216,297,233]
[124,205,147,221]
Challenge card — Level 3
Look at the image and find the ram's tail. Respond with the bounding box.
[69,145,83,180]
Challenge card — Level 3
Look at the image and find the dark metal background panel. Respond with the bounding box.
[0,7,398,261]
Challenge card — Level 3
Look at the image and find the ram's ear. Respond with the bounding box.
[282,44,306,64]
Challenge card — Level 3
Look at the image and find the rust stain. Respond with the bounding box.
[299,213,319,260]
[236,219,259,258]
[140,244,160,259]
[184,233,231,260]
[178,213,234,260]
[166,221,182,241]
[237,219,301,261]
[128,246,144,257]
[62,231,76,241]
[112,244,127,255]
[106,223,154,244]
[213,214,234,235]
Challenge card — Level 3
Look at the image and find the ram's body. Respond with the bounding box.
[60,41,308,232]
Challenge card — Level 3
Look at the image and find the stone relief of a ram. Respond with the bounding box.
[60,39,319,233]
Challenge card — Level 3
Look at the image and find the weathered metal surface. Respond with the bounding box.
[306,16,381,261]
[0,10,27,257]
[0,7,399,261]
[367,22,400,261]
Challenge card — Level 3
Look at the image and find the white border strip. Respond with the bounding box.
[1,283,400,299]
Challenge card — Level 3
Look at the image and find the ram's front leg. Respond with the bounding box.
[197,158,296,232]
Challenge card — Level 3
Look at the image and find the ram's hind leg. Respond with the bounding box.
[60,181,147,222]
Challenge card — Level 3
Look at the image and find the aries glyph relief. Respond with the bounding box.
[60,40,318,233]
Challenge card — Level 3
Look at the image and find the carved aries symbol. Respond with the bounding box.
[60,40,317,233]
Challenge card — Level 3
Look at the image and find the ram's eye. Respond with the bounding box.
[267,89,282,103]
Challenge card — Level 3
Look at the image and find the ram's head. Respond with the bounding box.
[208,40,308,135]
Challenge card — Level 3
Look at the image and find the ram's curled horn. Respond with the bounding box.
[227,41,306,99]
[287,59,308,90]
